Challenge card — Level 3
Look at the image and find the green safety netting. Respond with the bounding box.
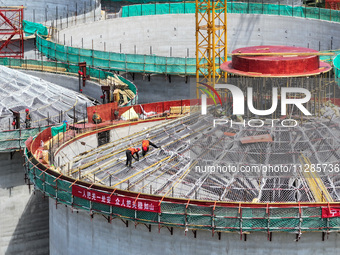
[334,55,340,85]
[0,127,48,152]
[121,2,340,20]
[320,49,340,63]
[23,20,48,37]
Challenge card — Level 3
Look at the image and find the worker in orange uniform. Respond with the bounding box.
[25,108,32,128]
[142,135,159,157]
[92,110,102,124]
[126,147,140,167]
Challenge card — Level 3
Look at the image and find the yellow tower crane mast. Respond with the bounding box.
[195,0,227,90]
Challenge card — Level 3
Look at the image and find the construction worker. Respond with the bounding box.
[25,108,31,128]
[12,118,17,129]
[126,147,140,167]
[92,110,102,124]
[142,135,159,157]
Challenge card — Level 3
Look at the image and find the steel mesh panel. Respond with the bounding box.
[242,219,267,231]
[301,218,327,230]
[160,213,185,225]
[270,208,299,218]
[187,215,212,227]
[45,184,57,197]
[136,211,158,222]
[214,218,239,230]
[187,205,212,215]
[269,218,299,230]
[161,202,186,214]
[73,196,91,209]
[57,190,72,205]
[111,207,135,218]
[92,203,111,215]
[214,207,239,217]
[242,208,267,218]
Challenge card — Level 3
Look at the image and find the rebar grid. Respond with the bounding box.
[64,110,340,203]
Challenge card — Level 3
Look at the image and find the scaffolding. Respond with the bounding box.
[195,0,227,88]
[0,6,24,58]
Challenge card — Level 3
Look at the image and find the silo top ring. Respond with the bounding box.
[221,45,332,77]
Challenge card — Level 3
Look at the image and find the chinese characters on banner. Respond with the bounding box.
[72,185,160,213]
[321,207,340,218]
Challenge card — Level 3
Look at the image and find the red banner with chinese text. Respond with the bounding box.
[321,207,340,218]
[72,185,160,213]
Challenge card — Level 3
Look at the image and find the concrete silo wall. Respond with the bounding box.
[50,198,340,255]
[0,152,49,255]
[1,0,101,25]
[57,13,340,58]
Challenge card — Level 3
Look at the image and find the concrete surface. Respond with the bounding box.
[50,199,340,255]
[2,0,101,25]
[0,152,49,255]
[57,13,340,58]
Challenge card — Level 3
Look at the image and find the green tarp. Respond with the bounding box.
[334,55,340,86]
[23,20,48,37]
[51,123,66,137]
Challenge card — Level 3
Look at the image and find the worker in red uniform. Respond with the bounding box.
[92,110,102,124]
[126,147,140,167]
[141,135,159,157]
[25,108,32,128]
[12,118,17,129]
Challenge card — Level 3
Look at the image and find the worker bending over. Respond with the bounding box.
[126,147,140,167]
[142,135,159,157]
[92,110,102,124]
